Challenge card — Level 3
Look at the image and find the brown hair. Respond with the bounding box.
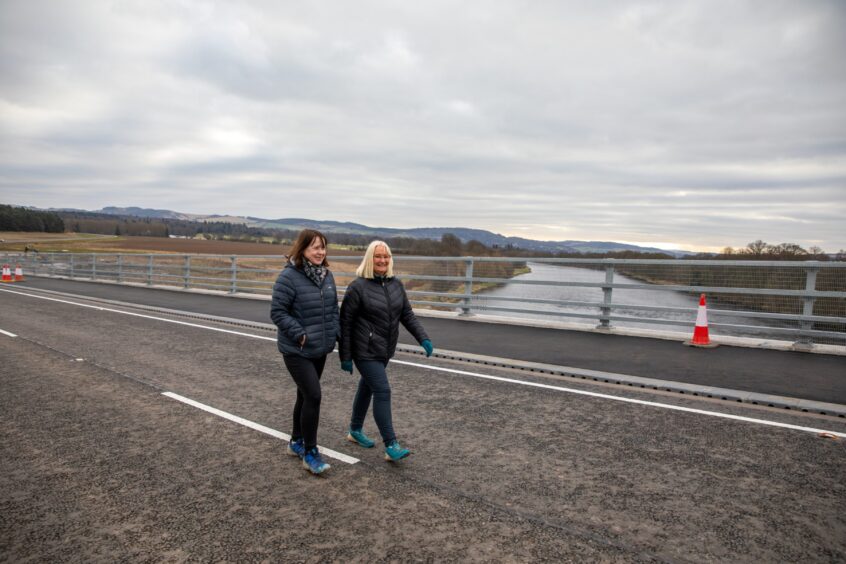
[288,229,330,268]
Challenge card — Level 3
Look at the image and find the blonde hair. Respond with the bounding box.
[356,240,394,278]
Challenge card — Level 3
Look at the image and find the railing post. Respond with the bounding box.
[230,256,238,294]
[597,264,614,329]
[460,257,474,316]
[147,255,154,286]
[184,255,191,289]
[91,253,96,280]
[70,253,75,279]
[794,267,818,350]
[117,254,123,283]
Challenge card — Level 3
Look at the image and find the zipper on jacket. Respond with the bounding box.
[381,278,393,330]
[320,286,326,351]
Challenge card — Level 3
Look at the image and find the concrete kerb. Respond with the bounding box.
[394,344,846,418]
[29,273,846,356]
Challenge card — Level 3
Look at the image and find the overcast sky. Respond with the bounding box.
[1,1,844,251]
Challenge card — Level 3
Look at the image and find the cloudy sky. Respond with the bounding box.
[1,1,844,251]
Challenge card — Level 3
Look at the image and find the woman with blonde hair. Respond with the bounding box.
[339,240,433,461]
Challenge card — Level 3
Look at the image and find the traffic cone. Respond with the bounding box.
[14,264,24,281]
[1,264,12,283]
[685,294,718,348]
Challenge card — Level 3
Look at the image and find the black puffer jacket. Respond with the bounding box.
[339,276,429,362]
[270,262,340,358]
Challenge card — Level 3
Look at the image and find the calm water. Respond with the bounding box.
[469,262,774,335]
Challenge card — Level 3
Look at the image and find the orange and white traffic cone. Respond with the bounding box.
[14,264,24,281]
[1,264,13,283]
[685,294,718,347]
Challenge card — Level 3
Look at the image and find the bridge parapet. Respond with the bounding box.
[4,252,844,348]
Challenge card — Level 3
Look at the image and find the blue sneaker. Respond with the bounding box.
[287,437,305,459]
[303,447,330,475]
[347,428,376,448]
[384,440,410,462]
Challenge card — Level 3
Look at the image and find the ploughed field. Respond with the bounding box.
[0,233,363,256]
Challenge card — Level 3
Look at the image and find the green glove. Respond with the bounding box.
[421,339,434,357]
[341,360,353,374]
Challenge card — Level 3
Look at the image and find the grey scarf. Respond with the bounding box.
[302,259,327,286]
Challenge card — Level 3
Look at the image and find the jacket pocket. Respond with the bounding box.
[367,330,387,355]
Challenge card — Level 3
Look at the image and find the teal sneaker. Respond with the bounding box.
[384,440,410,462]
[347,428,376,448]
[287,437,305,459]
[303,447,330,475]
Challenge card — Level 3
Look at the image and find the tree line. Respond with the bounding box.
[695,240,844,262]
[0,205,64,232]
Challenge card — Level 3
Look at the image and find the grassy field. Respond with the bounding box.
[0,232,112,247]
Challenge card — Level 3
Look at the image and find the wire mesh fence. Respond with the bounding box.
[5,252,845,347]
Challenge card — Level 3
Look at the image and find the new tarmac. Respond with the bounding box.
[2,277,845,561]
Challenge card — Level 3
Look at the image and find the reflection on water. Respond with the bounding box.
[470,262,778,336]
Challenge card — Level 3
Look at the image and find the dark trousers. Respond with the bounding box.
[283,354,327,450]
[349,359,396,444]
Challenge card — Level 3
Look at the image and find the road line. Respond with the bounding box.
[0,327,17,337]
[0,287,275,341]
[162,392,359,464]
[4,286,844,439]
[392,359,846,438]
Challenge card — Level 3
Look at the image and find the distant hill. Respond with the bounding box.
[98,206,192,220]
[91,206,689,255]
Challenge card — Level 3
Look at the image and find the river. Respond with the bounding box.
[470,262,778,336]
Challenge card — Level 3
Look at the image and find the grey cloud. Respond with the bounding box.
[1,0,844,251]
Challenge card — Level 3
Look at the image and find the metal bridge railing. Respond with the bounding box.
[5,252,845,348]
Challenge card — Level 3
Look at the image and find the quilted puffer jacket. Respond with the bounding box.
[339,275,429,362]
[270,262,340,358]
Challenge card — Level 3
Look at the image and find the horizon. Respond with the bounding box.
[13,202,835,254]
[12,197,842,254]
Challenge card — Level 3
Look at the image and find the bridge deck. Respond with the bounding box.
[14,276,846,405]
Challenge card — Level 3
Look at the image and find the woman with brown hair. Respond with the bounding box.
[270,229,340,475]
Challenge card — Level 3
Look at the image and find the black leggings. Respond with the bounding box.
[283,354,327,450]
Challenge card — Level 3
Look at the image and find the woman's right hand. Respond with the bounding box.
[298,334,307,349]
[341,360,353,374]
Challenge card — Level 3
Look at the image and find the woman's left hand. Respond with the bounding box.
[421,339,434,357]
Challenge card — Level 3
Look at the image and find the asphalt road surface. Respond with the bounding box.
[1,284,845,562]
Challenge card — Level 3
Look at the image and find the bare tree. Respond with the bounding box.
[746,240,768,256]
[770,243,808,258]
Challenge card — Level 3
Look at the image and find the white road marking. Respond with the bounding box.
[0,287,275,341]
[0,327,17,337]
[162,392,359,464]
[4,286,844,439]
[392,359,846,438]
